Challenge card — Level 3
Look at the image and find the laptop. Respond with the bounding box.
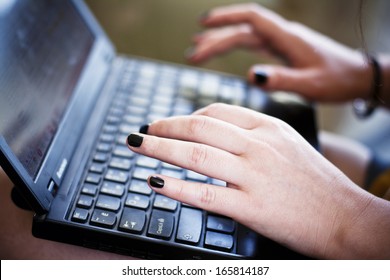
[0,0,318,259]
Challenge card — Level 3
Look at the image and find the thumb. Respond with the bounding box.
[248,65,316,98]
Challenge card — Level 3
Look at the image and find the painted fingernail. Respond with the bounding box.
[149,176,164,188]
[127,134,143,147]
[139,124,149,134]
[254,70,268,85]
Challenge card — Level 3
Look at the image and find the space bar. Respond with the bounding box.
[176,207,203,244]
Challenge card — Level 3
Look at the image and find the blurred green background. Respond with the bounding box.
[85,0,390,156]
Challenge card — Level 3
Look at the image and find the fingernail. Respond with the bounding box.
[139,124,149,134]
[254,70,268,85]
[149,176,164,188]
[127,134,143,147]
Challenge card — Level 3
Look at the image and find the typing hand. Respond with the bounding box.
[187,3,372,102]
[127,103,372,258]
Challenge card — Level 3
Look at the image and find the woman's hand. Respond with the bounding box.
[187,3,372,102]
[127,103,388,259]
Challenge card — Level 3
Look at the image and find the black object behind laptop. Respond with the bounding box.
[0,0,317,259]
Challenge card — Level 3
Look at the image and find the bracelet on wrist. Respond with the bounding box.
[353,54,383,118]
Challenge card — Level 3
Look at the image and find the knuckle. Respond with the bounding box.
[187,116,208,137]
[187,144,208,168]
[199,103,225,117]
[198,184,217,207]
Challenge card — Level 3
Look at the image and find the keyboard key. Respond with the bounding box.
[136,156,160,169]
[186,170,208,182]
[81,183,99,196]
[205,231,234,251]
[100,133,115,143]
[132,167,155,180]
[148,210,174,239]
[77,195,94,209]
[125,193,150,209]
[85,173,101,185]
[160,168,182,179]
[90,209,117,229]
[72,208,89,223]
[89,163,105,174]
[93,152,109,163]
[119,208,146,234]
[176,208,203,244]
[96,142,112,153]
[113,146,135,158]
[109,157,132,170]
[100,181,125,197]
[105,169,129,184]
[153,195,178,211]
[129,179,152,195]
[207,215,235,233]
[96,194,121,212]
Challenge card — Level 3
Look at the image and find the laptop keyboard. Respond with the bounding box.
[70,58,254,254]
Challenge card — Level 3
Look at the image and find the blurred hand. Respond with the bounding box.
[127,103,380,258]
[187,3,372,102]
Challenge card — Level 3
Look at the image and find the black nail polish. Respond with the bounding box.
[127,134,143,147]
[149,176,164,188]
[139,124,149,134]
[254,70,268,85]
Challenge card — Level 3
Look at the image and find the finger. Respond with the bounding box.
[201,3,289,47]
[147,174,247,220]
[192,103,272,130]
[248,64,321,100]
[146,113,251,155]
[127,133,246,185]
[187,24,262,64]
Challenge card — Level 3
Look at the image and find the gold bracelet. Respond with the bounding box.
[353,55,383,118]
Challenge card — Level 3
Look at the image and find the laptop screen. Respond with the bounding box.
[0,0,94,179]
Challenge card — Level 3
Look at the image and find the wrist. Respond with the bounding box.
[353,54,384,118]
[331,187,390,259]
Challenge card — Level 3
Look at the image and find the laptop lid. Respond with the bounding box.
[0,0,115,214]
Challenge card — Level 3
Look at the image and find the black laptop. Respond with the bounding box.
[0,0,318,259]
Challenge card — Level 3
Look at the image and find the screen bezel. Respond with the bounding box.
[0,0,115,214]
